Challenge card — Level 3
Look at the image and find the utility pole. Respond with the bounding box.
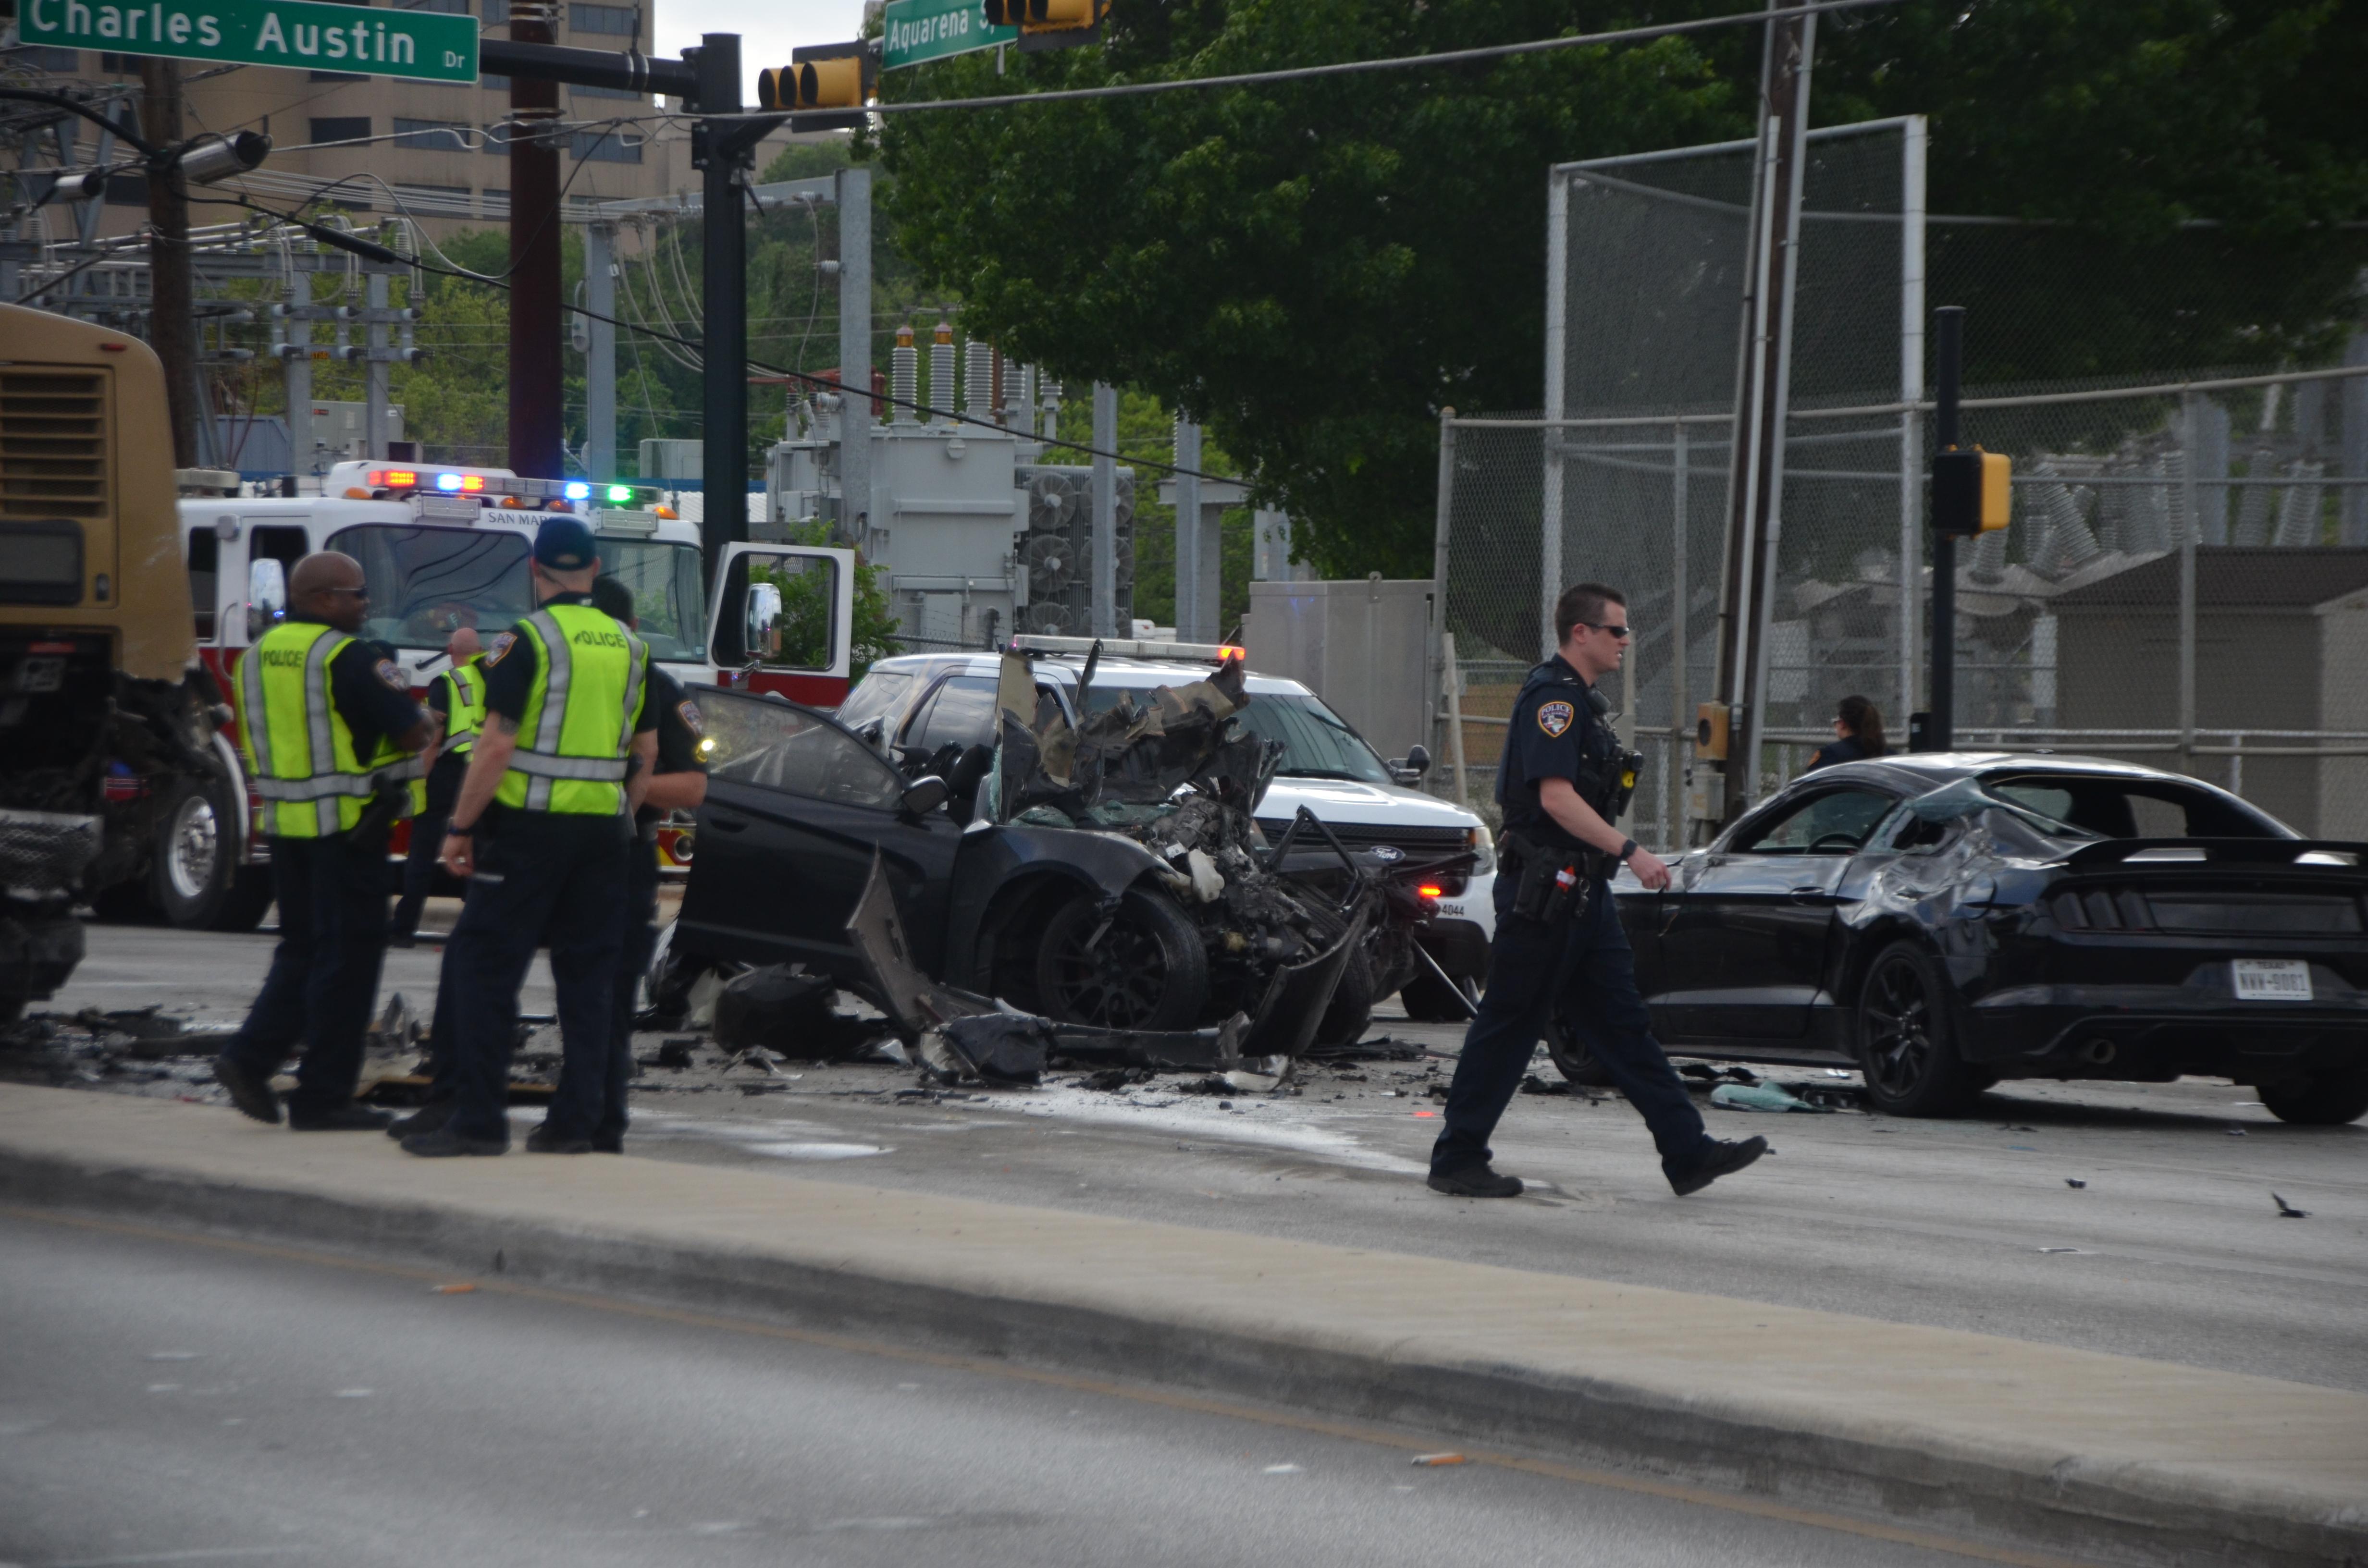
[836,163,873,545]
[583,221,617,481]
[1709,0,1814,823]
[138,59,197,468]
[1091,384,1118,636]
[1925,305,1963,752]
[1172,416,1203,640]
[506,0,565,480]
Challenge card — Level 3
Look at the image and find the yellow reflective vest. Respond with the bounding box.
[235,620,421,838]
[494,604,650,817]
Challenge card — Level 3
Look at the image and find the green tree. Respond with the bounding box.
[878,0,2368,579]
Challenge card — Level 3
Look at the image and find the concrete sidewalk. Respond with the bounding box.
[2,1084,2360,1567]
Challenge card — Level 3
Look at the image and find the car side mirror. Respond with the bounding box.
[246,557,286,641]
[744,581,783,662]
[1387,743,1431,786]
[900,775,950,817]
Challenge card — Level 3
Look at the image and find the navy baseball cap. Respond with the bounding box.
[533,515,598,570]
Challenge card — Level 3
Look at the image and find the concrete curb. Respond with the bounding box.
[4,1137,2363,1568]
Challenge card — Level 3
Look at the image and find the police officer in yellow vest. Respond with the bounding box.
[214,551,432,1131]
[389,624,486,944]
[403,516,657,1158]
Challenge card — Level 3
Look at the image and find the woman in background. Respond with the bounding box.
[1807,694,1887,770]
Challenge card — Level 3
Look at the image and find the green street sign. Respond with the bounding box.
[881,0,1013,71]
[21,0,479,83]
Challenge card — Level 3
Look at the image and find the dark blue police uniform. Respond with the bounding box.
[598,665,706,1149]
[1431,654,1721,1187]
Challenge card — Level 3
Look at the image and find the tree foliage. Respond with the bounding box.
[878,0,2368,578]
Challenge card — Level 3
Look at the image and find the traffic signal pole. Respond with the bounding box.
[506,1,567,482]
[693,33,759,564]
[1927,304,1963,753]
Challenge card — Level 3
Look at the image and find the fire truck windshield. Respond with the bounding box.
[326,524,532,648]
[595,539,707,663]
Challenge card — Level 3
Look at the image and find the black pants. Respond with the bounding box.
[222,826,391,1116]
[600,834,663,1142]
[1432,873,1713,1182]
[444,811,629,1145]
[390,753,468,939]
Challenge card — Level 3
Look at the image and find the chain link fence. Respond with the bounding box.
[1431,120,2368,846]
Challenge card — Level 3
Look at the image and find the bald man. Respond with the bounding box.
[215,551,432,1131]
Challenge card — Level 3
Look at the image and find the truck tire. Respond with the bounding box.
[154,776,241,930]
[1034,887,1207,1032]
[2258,1062,2368,1126]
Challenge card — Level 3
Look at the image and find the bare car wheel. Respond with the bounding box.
[1398,966,1479,1023]
[1856,940,1983,1117]
[1033,887,1208,1033]
[2258,1062,2368,1126]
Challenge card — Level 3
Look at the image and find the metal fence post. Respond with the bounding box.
[2180,390,2200,774]
[1442,632,1471,810]
[1091,383,1119,636]
[1430,409,1457,784]
[1540,172,1568,658]
[1670,418,1690,845]
[836,164,874,541]
[1899,115,1927,723]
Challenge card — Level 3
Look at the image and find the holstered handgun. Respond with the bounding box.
[1504,830,1590,924]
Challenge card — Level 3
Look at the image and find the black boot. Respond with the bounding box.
[1668,1136,1769,1197]
[213,1055,282,1125]
[1426,1164,1525,1198]
[288,1102,395,1132]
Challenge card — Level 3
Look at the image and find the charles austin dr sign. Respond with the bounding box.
[21,0,479,83]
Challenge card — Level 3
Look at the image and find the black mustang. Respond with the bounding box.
[1546,754,2368,1123]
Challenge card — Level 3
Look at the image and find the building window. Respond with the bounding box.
[483,0,509,21]
[392,118,472,150]
[570,83,646,101]
[397,0,471,11]
[99,52,137,71]
[569,3,636,34]
[309,116,373,147]
[481,122,512,155]
[571,129,641,163]
[482,74,510,90]
[24,46,80,71]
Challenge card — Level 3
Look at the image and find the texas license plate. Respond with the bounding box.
[2232,959,2312,1002]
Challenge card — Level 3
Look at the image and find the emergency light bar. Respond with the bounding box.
[1008,634,1247,664]
[353,466,660,510]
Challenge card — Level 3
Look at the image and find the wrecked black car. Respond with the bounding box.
[665,649,1471,1060]
[1552,755,2368,1123]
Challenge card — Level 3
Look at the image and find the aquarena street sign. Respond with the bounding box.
[881,0,1014,71]
[21,0,480,84]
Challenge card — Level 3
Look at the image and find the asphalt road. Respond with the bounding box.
[0,1211,1985,1568]
[28,921,2368,1395]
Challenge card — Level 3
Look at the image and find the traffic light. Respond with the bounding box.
[1932,445,2010,538]
[758,41,876,130]
[983,0,1108,51]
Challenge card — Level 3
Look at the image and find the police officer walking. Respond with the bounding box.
[388,624,484,944]
[401,517,657,1158]
[588,573,708,1151]
[214,551,431,1131]
[1430,582,1768,1198]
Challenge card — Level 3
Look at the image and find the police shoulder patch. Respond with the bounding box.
[676,699,703,736]
[482,632,517,667]
[1537,699,1576,737]
[374,659,410,693]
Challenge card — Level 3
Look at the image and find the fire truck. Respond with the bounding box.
[174,461,853,930]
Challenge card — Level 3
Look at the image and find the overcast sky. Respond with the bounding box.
[652,0,871,102]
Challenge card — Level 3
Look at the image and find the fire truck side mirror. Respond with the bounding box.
[247,558,287,641]
[744,581,784,662]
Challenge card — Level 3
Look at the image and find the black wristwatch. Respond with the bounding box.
[445,823,476,837]
[1617,838,1638,863]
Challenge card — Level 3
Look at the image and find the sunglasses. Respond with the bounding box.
[1582,621,1633,639]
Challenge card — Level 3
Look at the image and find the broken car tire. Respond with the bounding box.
[1033,886,1207,1033]
[2258,1061,2368,1126]
[1855,940,1984,1118]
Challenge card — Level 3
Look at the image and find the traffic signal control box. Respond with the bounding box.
[984,0,1107,51]
[1932,445,2010,538]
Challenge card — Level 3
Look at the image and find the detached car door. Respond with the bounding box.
[1652,785,1898,1041]
[676,687,965,982]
